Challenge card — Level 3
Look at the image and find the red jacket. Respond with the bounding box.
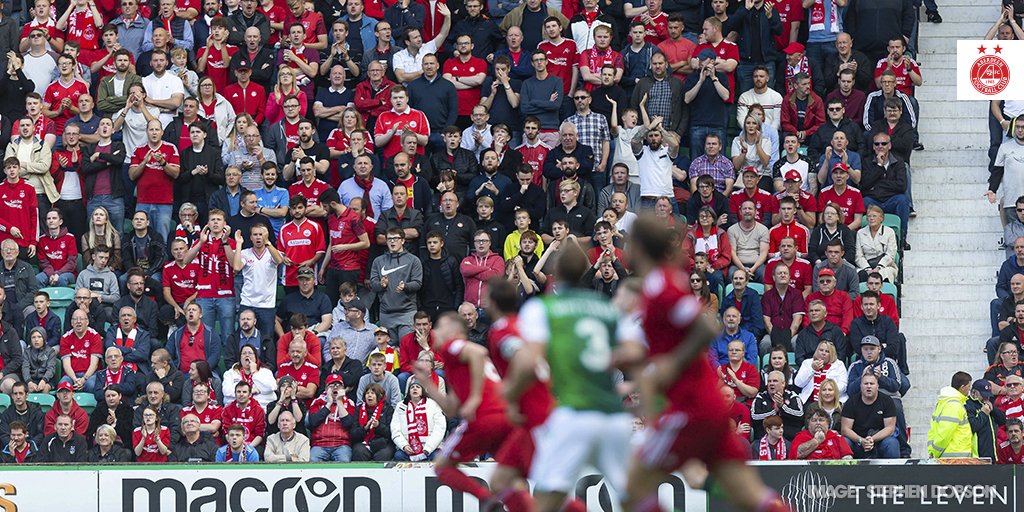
[460,251,505,308]
[50,147,86,203]
[354,78,395,125]
[781,90,826,139]
[37,228,78,278]
[805,290,854,334]
[0,180,39,249]
[275,330,323,368]
[223,81,267,125]
[684,226,732,271]
[44,401,89,437]
[398,331,432,374]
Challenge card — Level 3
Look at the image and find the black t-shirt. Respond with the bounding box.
[841,393,896,438]
[285,143,332,175]
[796,97,808,130]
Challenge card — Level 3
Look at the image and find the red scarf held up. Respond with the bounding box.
[355,175,375,219]
[811,362,831,402]
[359,400,385,442]
[406,398,429,455]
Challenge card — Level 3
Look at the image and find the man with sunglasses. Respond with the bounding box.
[860,132,910,250]
[111,0,147,58]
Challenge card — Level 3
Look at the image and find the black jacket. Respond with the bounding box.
[175,141,225,213]
[227,10,271,46]
[967,397,1006,461]
[145,367,186,405]
[121,233,167,279]
[0,402,45,446]
[808,224,857,266]
[808,118,864,163]
[42,432,89,462]
[447,15,502,58]
[425,147,480,195]
[794,321,849,365]
[423,213,477,259]
[0,69,32,122]
[223,330,274,370]
[169,433,219,462]
[65,299,111,333]
[497,182,545,231]
[419,251,465,313]
[0,439,41,463]
[80,141,127,200]
[0,320,23,378]
[320,357,368,403]
[384,177,433,215]
[87,401,135,448]
[228,46,277,91]
[867,120,915,166]
[849,314,907,374]
[845,0,915,58]
[85,443,133,463]
[543,144,596,182]
[822,50,874,93]
[728,4,782,63]
[859,153,907,203]
[350,402,394,449]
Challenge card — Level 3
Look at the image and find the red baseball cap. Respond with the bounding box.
[784,170,801,181]
[818,268,835,277]
[831,162,851,173]
[57,381,74,392]
[783,42,805,55]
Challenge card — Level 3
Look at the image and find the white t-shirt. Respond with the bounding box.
[391,40,438,82]
[636,144,673,197]
[23,52,57,96]
[614,126,640,180]
[141,72,186,127]
[240,247,280,308]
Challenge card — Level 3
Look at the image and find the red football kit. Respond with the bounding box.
[326,207,366,272]
[637,266,751,471]
[132,426,171,462]
[60,328,103,374]
[374,108,429,159]
[289,179,330,209]
[63,10,101,51]
[775,190,819,216]
[193,237,237,298]
[277,218,326,286]
[729,188,777,223]
[768,220,810,254]
[276,361,320,407]
[436,338,514,464]
[874,58,920,95]
[634,12,668,43]
[131,142,179,205]
[162,261,200,304]
[44,79,90,134]
[198,44,239,92]
[763,256,813,291]
[181,402,223,443]
[443,56,488,115]
[221,398,266,443]
[817,185,865,221]
[515,141,550,186]
[790,429,852,459]
[998,441,1024,464]
[0,180,39,249]
[538,38,577,94]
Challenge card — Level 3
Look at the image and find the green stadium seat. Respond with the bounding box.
[724,282,765,299]
[75,393,98,414]
[760,352,797,369]
[858,282,899,301]
[41,286,75,308]
[27,393,55,412]
[0,394,10,413]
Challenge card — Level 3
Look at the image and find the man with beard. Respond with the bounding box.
[376,183,425,255]
[424,193,476,258]
[255,164,291,236]
[467,148,513,206]
[632,114,681,211]
[140,50,185,127]
[282,119,330,181]
[545,155,595,213]
[386,152,432,213]
[268,96,314,170]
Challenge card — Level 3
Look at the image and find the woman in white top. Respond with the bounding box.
[854,205,899,282]
[731,114,774,184]
[794,341,848,405]
[222,344,278,407]
[391,382,447,461]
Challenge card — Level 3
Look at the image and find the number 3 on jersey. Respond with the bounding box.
[576,317,612,372]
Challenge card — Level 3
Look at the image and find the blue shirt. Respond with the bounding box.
[338,177,393,222]
[313,86,355,140]
[255,186,290,236]
[816,151,863,188]
[225,190,241,217]
[215,444,260,462]
[709,328,759,367]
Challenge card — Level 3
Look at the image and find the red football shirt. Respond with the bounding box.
[874,58,921,95]
[131,142,179,204]
[221,399,266,443]
[289,179,330,208]
[277,218,326,286]
[162,261,200,304]
[487,315,554,430]
[775,190,819,215]
[276,361,320,406]
[719,361,760,395]
[729,188,778,223]
[515,142,550,186]
[790,429,852,459]
[132,426,171,462]
[577,47,624,92]
[439,337,507,420]
[538,38,577,94]
[181,402,222,443]
[60,328,103,374]
[772,0,805,50]
[193,237,237,299]
[817,185,865,221]
[326,207,366,271]
[43,79,90,133]
[374,108,429,158]
[443,56,488,116]
[768,221,810,254]
[764,257,813,291]
[0,180,39,249]
[634,11,668,44]
[64,10,100,50]
[259,4,289,46]
[198,44,239,92]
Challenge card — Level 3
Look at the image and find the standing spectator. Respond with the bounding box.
[566,89,611,193]
[732,0,782,93]
[621,22,659,97]
[844,0,915,64]
[443,34,487,128]
[578,25,623,93]
[424,192,477,258]
[460,231,504,308]
[370,228,422,338]
[761,264,805,353]
[181,209,239,344]
[307,373,356,461]
[224,55,268,125]
[0,157,39,259]
[683,49,730,159]
[319,188,370,305]
[21,28,57,97]
[419,231,465,318]
[275,270,332,340]
[42,55,89,136]
[5,118,53,232]
[519,51,564,146]
[822,33,872,94]
[167,302,223,374]
[129,119,179,241]
[141,50,185,127]
[35,209,77,287]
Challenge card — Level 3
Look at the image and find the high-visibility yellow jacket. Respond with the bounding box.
[927,386,977,458]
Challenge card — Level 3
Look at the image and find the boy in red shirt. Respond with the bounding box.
[36,208,78,287]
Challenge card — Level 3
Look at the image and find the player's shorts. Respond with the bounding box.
[637,407,750,472]
[529,406,632,494]
[438,413,515,463]
[493,426,535,475]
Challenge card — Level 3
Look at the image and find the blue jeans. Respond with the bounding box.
[846,435,900,459]
[59,372,98,393]
[197,297,236,345]
[689,126,727,161]
[88,195,125,235]
[36,271,75,288]
[136,203,172,243]
[805,41,838,97]
[863,195,911,240]
[310,445,352,462]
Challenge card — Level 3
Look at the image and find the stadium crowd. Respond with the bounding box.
[0,0,957,468]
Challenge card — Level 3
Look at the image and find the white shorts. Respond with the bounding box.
[528,406,633,494]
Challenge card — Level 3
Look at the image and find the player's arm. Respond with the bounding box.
[414,360,460,417]
[503,339,542,405]
[457,342,489,421]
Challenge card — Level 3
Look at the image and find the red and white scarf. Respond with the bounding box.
[758,435,787,460]
[808,0,839,34]
[114,328,138,371]
[359,401,385,442]
[811,362,831,402]
[786,55,812,94]
[693,226,721,264]
[105,367,125,387]
[406,399,429,455]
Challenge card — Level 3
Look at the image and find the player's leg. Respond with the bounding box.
[710,461,790,512]
[529,408,589,512]
[491,427,536,512]
[433,420,495,502]
[623,411,686,512]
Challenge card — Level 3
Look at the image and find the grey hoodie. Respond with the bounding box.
[75,264,120,304]
[369,250,423,328]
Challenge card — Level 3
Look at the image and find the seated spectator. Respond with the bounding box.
[216,423,260,462]
[167,302,223,375]
[722,270,765,339]
[794,341,848,405]
[750,370,804,440]
[24,293,61,350]
[42,414,88,463]
[133,404,172,462]
[104,306,153,374]
[710,307,758,367]
[133,380,182,444]
[321,337,368,404]
[860,133,910,249]
[841,372,899,459]
[767,198,809,257]
[718,340,760,403]
[59,309,103,393]
[391,381,446,461]
[0,383,44,447]
[275,313,324,367]
[850,295,907,377]
[182,360,223,407]
[725,385,752,443]
[808,203,857,266]
[357,353,402,409]
[727,198,771,281]
[760,264,806,354]
[0,421,42,464]
[170,413,219,462]
[308,373,357,462]
[223,310,271,371]
[85,423,133,463]
[351,383,395,461]
[222,344,278,408]
[146,349,184,405]
[794,301,847,365]
[91,347,138,404]
[221,381,266,450]
[21,327,55,394]
[752,415,790,460]
[986,341,1024,396]
[815,379,845,431]
[773,171,817,228]
[685,207,731,281]
[729,115,772,187]
[35,210,78,287]
[685,175,730,229]
[807,265,855,333]
[180,381,223,445]
[277,338,321,404]
[855,206,899,282]
[266,376,307,439]
[114,272,160,334]
[265,410,311,462]
[854,272,900,328]
[760,345,797,392]
[75,245,120,309]
[791,404,854,460]
[807,99,863,164]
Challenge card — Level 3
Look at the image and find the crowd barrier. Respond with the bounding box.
[0,460,1016,511]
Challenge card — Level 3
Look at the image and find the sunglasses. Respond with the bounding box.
[873,142,890,146]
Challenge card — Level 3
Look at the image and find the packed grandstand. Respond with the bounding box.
[0,0,1017,508]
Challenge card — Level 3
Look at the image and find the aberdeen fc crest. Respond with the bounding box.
[972,45,1011,96]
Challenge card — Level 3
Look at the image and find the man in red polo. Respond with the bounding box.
[768,196,809,256]
[817,163,864,230]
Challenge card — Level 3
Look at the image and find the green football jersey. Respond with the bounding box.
[537,288,622,413]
